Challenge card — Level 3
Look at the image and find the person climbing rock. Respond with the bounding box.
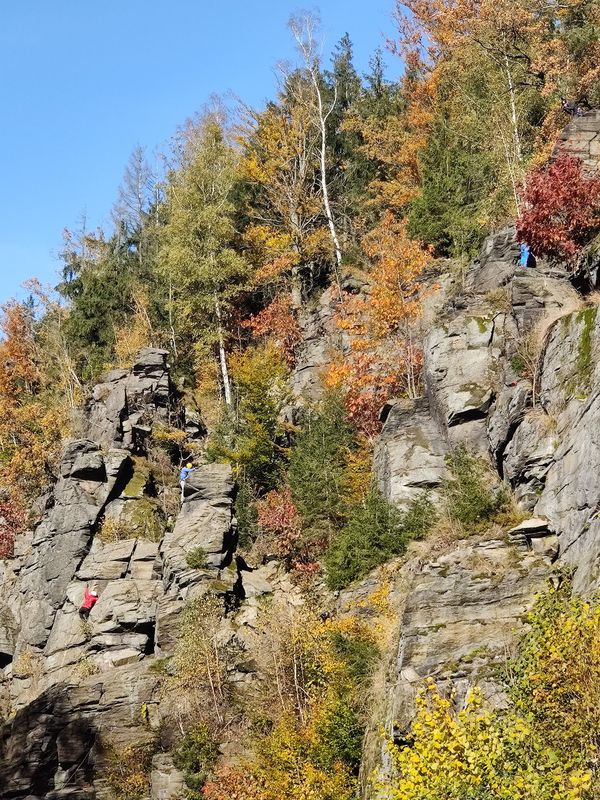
[179,461,196,501]
[518,242,536,268]
[561,97,584,117]
[79,586,99,620]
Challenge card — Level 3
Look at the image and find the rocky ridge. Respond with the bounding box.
[2,112,600,798]
[0,349,301,799]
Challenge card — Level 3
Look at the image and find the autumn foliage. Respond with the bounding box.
[0,302,66,554]
[0,497,26,559]
[244,295,302,366]
[517,153,600,261]
[255,486,303,564]
[327,216,429,436]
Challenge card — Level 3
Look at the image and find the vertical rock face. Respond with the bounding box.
[374,398,448,508]
[555,109,600,175]
[0,351,241,798]
[368,129,600,785]
[86,348,175,451]
[386,539,549,733]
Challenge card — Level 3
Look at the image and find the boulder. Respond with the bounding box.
[86,348,175,451]
[162,464,236,589]
[150,753,186,800]
[374,398,447,508]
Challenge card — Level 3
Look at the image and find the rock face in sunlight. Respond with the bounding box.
[0,351,252,799]
[3,111,600,799]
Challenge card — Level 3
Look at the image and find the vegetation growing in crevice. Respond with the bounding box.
[443,444,512,532]
[172,723,219,798]
[575,306,598,393]
[324,490,435,590]
[103,742,155,800]
[202,602,383,800]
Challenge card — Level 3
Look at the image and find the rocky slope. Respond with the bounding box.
[0,349,300,798]
[2,110,600,798]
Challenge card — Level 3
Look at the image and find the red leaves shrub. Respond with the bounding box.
[255,487,321,572]
[256,487,302,560]
[0,497,26,559]
[517,153,600,261]
[245,295,302,366]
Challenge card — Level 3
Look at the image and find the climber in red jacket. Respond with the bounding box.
[79,586,99,620]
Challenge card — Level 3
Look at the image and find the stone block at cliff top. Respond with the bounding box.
[86,348,174,450]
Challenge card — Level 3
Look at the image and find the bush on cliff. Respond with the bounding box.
[443,444,511,531]
[324,490,435,590]
[517,153,600,261]
[288,392,356,548]
[386,583,600,799]
[173,722,219,797]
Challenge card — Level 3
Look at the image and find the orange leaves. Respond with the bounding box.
[0,302,41,400]
[0,497,26,559]
[244,295,302,366]
[326,216,430,436]
[325,352,407,438]
[253,254,299,287]
[362,213,430,336]
[0,302,66,535]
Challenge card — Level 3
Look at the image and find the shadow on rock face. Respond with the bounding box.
[0,684,97,800]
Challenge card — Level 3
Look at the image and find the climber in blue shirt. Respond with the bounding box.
[179,462,196,501]
[519,243,532,268]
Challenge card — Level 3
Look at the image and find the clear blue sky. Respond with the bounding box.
[0,1,398,304]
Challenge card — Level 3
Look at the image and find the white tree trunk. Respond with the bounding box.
[214,294,232,406]
[312,74,343,281]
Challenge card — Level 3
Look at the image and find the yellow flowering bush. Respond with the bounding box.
[386,583,600,800]
[511,583,600,760]
[386,682,591,800]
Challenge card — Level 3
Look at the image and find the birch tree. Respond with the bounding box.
[289,12,344,277]
[159,114,249,404]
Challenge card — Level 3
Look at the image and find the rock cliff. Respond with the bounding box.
[0,349,290,798]
[3,111,600,798]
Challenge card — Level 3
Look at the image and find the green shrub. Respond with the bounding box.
[185,546,208,569]
[324,490,435,590]
[172,723,219,796]
[314,695,364,771]
[289,392,356,545]
[443,444,510,529]
[328,630,379,684]
[233,477,258,550]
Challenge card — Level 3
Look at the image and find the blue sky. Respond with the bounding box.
[0,1,397,304]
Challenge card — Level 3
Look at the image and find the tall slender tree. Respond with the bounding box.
[159,114,249,402]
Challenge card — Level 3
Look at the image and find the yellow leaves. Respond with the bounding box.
[243,224,296,265]
[113,289,153,368]
[384,587,600,799]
